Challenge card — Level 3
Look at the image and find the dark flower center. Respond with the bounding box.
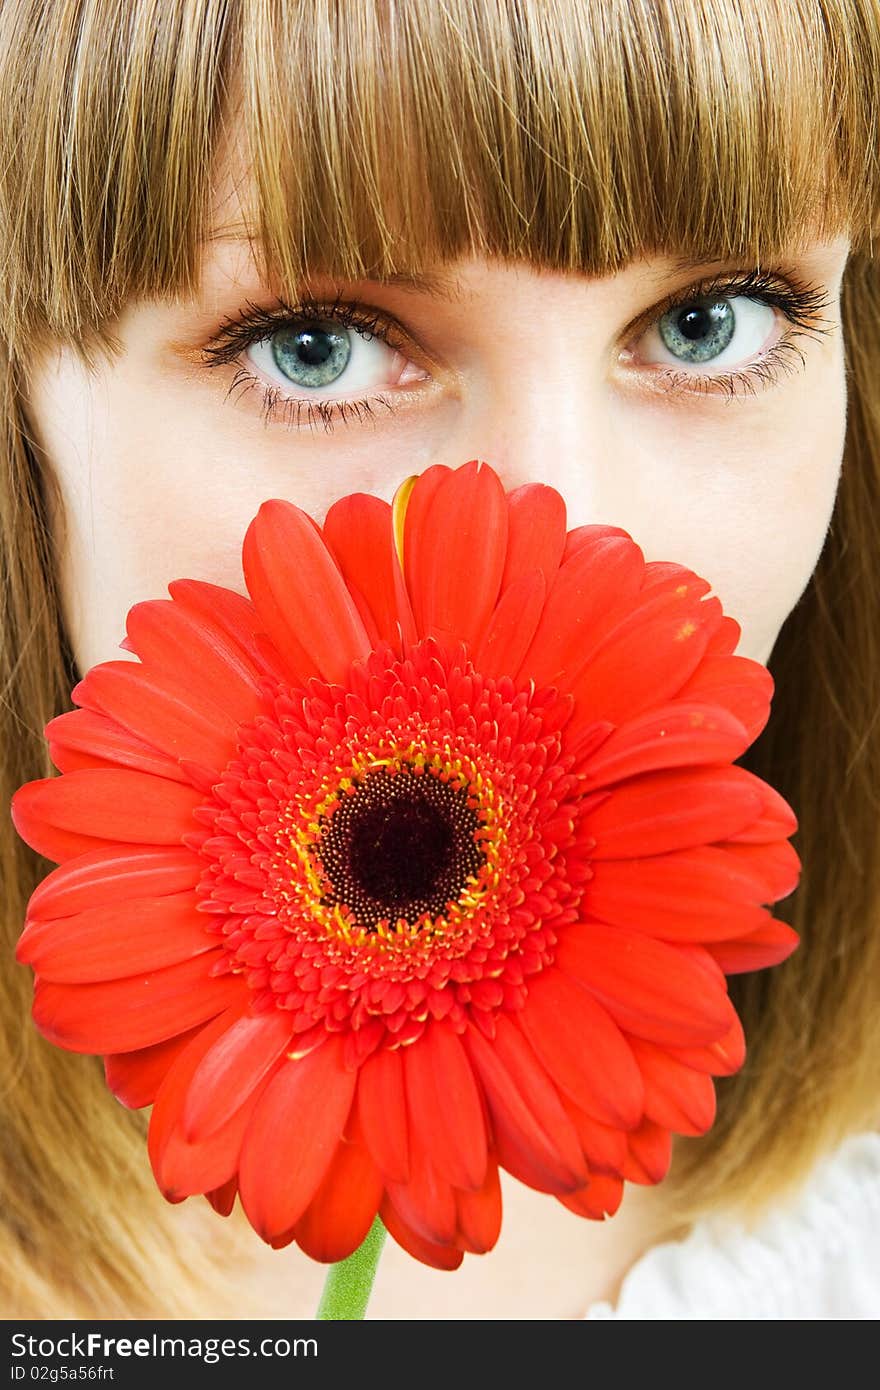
[316,764,485,931]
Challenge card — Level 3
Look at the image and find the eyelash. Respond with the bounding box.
[632,267,835,405]
[200,270,836,432]
[201,291,413,434]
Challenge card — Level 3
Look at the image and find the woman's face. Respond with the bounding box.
[23,153,851,681]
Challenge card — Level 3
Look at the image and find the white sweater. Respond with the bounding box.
[584,1131,880,1319]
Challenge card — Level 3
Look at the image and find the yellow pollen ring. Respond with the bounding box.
[275,735,509,947]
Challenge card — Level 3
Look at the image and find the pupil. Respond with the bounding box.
[679,306,714,340]
[295,329,332,366]
[349,797,454,904]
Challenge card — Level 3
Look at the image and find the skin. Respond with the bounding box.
[19,142,851,1315]
[28,224,850,681]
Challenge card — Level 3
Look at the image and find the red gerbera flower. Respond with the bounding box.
[11,460,800,1271]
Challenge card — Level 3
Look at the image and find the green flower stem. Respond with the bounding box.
[315,1215,388,1320]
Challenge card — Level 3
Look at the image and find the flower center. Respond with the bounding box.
[189,638,587,1051]
[316,764,484,932]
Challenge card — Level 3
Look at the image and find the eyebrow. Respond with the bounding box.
[355,270,466,301]
[201,229,763,297]
[668,252,753,273]
[201,231,466,301]
[670,253,724,271]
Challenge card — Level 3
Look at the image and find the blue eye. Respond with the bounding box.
[200,269,836,432]
[645,294,776,373]
[629,269,835,401]
[203,294,430,430]
[269,321,352,389]
[248,310,406,403]
[657,299,738,364]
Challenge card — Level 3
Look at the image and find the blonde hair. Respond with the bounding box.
[2,0,879,1316]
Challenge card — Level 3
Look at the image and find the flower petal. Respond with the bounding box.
[323,492,417,654]
[17,890,217,982]
[148,1009,272,1198]
[238,1035,356,1240]
[123,598,266,725]
[582,765,764,858]
[626,1035,718,1136]
[562,524,633,561]
[577,701,751,788]
[160,1088,259,1200]
[147,1010,242,1174]
[399,465,450,576]
[558,1096,627,1176]
[463,1015,588,1192]
[25,844,202,921]
[638,559,697,594]
[385,1138,458,1246]
[665,1011,746,1076]
[104,1025,204,1108]
[556,923,734,1046]
[242,499,371,686]
[404,460,508,649]
[356,1045,410,1183]
[32,952,246,1053]
[183,1007,296,1142]
[712,838,802,902]
[622,1118,673,1185]
[558,1172,624,1219]
[294,1118,383,1264]
[472,569,546,681]
[165,578,281,682]
[500,483,567,590]
[205,1177,238,1217]
[73,661,241,771]
[455,1159,503,1254]
[10,789,126,862]
[583,845,777,942]
[11,769,205,856]
[721,769,799,842]
[404,1021,488,1191]
[704,614,742,657]
[566,591,723,729]
[379,1195,463,1271]
[676,652,774,741]
[518,536,645,688]
[45,707,193,783]
[517,969,644,1129]
[703,916,799,973]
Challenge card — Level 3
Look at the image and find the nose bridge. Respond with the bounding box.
[433,263,628,528]
[459,375,609,530]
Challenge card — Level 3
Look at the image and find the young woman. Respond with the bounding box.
[1,0,878,1319]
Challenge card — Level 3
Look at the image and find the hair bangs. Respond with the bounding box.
[244,0,880,296]
[1,0,878,364]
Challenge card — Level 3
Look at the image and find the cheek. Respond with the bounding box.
[28,358,256,676]
[695,451,841,665]
[599,372,846,666]
[32,356,416,676]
